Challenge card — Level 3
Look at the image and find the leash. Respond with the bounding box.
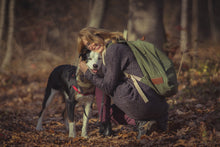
[72,85,93,119]
[72,85,93,96]
[82,105,92,119]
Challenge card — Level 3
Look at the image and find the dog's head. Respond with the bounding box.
[76,48,102,95]
[79,48,102,74]
[86,51,102,74]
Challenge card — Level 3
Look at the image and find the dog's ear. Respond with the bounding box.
[79,48,87,58]
[79,48,90,61]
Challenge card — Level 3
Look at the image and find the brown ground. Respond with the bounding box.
[0,45,220,146]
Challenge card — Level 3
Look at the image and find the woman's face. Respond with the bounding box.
[82,37,104,53]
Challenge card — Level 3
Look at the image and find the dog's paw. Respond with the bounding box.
[81,131,88,138]
[68,133,76,138]
[36,126,44,131]
[81,134,88,139]
[81,129,88,138]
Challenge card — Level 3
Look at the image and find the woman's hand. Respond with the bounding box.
[79,61,88,74]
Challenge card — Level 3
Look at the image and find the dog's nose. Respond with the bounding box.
[93,64,98,69]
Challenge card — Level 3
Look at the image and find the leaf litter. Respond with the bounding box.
[0,61,220,146]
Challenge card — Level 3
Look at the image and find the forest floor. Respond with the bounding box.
[0,46,220,146]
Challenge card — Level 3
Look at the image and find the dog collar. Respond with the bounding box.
[72,85,93,96]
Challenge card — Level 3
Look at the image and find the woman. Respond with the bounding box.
[78,27,169,139]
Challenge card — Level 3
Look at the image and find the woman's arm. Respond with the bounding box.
[85,44,129,96]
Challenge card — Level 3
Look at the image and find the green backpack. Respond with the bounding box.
[107,40,178,103]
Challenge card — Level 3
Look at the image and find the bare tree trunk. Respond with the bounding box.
[39,0,45,18]
[180,0,188,53]
[191,0,198,68]
[178,0,188,77]
[127,0,166,50]
[1,0,15,70]
[87,0,106,28]
[208,0,217,43]
[164,0,180,40]
[0,0,6,47]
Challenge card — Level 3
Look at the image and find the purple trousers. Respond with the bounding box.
[95,87,135,125]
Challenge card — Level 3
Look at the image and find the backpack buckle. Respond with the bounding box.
[127,74,131,78]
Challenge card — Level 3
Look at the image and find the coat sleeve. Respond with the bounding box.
[85,44,129,96]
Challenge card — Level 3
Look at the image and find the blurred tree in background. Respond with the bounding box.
[1,0,15,70]
[87,0,106,28]
[127,0,166,50]
[0,0,219,74]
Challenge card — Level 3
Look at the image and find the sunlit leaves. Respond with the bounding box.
[0,50,220,146]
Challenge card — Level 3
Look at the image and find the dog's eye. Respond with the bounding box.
[86,42,91,48]
[88,58,92,60]
[98,57,102,60]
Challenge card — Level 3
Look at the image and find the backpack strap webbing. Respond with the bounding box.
[124,72,149,103]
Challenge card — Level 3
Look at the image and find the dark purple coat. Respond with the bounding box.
[85,43,168,120]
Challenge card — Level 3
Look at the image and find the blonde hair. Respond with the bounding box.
[77,27,124,53]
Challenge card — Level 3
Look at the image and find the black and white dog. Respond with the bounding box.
[36,49,102,138]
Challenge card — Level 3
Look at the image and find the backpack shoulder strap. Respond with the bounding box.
[124,72,149,103]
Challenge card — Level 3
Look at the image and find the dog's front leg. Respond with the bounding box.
[81,101,92,138]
